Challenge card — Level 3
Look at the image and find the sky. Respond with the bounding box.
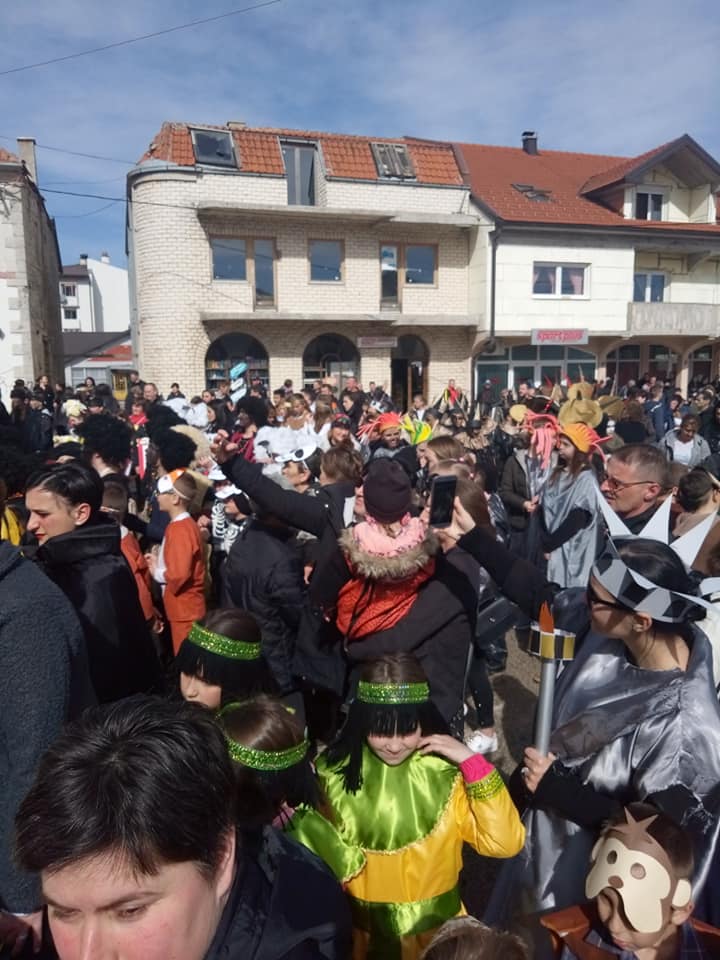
[1,0,718,267]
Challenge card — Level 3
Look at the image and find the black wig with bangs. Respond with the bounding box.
[325,654,448,793]
[174,608,277,704]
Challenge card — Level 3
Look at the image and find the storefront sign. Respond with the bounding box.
[357,337,398,349]
[531,329,588,345]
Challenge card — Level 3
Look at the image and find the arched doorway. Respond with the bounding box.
[205,333,269,393]
[391,335,429,411]
[647,344,679,383]
[303,334,359,390]
[689,346,713,391]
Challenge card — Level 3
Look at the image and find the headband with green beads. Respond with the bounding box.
[187,622,261,661]
[225,736,309,771]
[356,680,430,706]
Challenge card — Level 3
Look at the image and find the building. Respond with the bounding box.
[0,138,63,398]
[461,132,720,395]
[127,123,720,404]
[127,123,481,405]
[60,253,131,333]
[63,329,133,394]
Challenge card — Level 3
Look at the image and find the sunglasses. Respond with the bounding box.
[603,475,656,492]
[586,583,630,612]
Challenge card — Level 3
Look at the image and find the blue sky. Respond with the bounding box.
[2,0,718,267]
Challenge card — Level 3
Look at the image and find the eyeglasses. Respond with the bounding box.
[586,583,630,612]
[603,475,656,492]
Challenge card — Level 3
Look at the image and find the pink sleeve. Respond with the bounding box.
[459,753,495,784]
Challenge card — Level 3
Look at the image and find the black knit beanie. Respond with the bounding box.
[362,458,412,524]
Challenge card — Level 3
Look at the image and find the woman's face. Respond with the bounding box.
[206,405,216,424]
[367,725,422,766]
[202,390,214,404]
[424,447,441,474]
[180,671,222,711]
[341,395,353,412]
[235,410,250,429]
[38,375,48,388]
[586,577,635,640]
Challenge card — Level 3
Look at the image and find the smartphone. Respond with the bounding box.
[428,475,457,528]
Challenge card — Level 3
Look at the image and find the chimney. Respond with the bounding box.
[100,251,110,264]
[17,137,38,182]
[79,253,88,266]
[522,131,538,156]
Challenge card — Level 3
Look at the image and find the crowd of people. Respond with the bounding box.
[2,365,720,960]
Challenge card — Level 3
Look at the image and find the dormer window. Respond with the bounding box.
[371,143,415,180]
[281,142,317,205]
[634,189,664,220]
[512,182,552,202]
[191,129,236,168]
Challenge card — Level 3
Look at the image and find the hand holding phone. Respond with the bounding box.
[428,475,458,528]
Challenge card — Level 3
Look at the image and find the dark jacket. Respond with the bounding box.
[32,520,162,703]
[223,457,353,694]
[205,828,352,960]
[499,451,531,532]
[0,542,95,913]
[21,408,53,454]
[223,520,306,693]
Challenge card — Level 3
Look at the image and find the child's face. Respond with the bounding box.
[180,671,222,711]
[596,889,679,954]
[367,726,422,767]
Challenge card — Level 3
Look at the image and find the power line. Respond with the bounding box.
[0,0,284,77]
[0,135,134,165]
[43,187,197,212]
[54,200,120,218]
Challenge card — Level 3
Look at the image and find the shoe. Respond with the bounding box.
[465,730,498,754]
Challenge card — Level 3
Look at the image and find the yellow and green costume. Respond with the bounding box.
[288,747,525,960]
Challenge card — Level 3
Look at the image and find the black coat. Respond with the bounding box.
[0,542,95,913]
[33,520,162,703]
[223,458,353,694]
[499,453,531,532]
[223,520,306,694]
[205,828,351,960]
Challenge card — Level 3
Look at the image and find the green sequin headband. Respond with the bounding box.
[187,622,262,661]
[225,736,309,771]
[356,680,430,705]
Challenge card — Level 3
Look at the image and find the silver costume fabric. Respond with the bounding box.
[541,469,601,589]
[486,623,720,927]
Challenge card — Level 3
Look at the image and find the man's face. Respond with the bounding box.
[678,419,698,443]
[143,384,158,403]
[282,460,310,489]
[43,849,234,960]
[518,383,528,398]
[382,428,402,449]
[601,458,660,518]
[330,426,349,445]
[26,488,88,544]
[412,396,424,410]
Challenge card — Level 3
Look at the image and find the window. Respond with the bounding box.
[63,307,78,320]
[371,142,415,180]
[282,142,316,205]
[512,183,552,202]
[211,238,247,281]
[253,239,275,304]
[633,272,665,303]
[381,244,399,303]
[405,245,436,285]
[61,283,76,298]
[309,240,343,282]
[532,263,587,297]
[190,129,235,167]
[635,190,663,221]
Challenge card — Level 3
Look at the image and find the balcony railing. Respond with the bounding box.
[627,301,720,336]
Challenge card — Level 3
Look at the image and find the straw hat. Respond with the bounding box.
[558,397,602,428]
[598,395,624,420]
[509,404,528,424]
[566,381,594,401]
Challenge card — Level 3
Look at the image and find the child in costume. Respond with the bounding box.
[290,654,525,960]
[101,479,158,628]
[541,803,720,959]
[146,469,206,653]
[175,609,276,710]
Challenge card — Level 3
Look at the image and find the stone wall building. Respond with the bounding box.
[0,138,63,398]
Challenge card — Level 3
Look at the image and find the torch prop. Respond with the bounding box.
[529,601,576,755]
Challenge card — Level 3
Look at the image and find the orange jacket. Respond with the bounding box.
[161,516,206,627]
[120,529,155,622]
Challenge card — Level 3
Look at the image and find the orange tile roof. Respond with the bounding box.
[579,138,679,194]
[139,123,463,186]
[456,141,720,233]
[0,146,20,163]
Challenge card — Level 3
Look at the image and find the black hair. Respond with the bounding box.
[25,461,102,519]
[154,428,197,472]
[219,696,318,828]
[76,414,132,468]
[325,654,448,793]
[235,396,268,428]
[14,697,235,878]
[604,802,694,880]
[677,469,716,513]
[302,450,322,480]
[614,537,704,628]
[145,404,183,440]
[0,443,40,497]
[174,609,276,703]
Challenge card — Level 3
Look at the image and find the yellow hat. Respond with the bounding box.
[509,404,528,424]
[559,422,603,454]
[566,381,594,401]
[598,395,624,420]
[558,397,602,429]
